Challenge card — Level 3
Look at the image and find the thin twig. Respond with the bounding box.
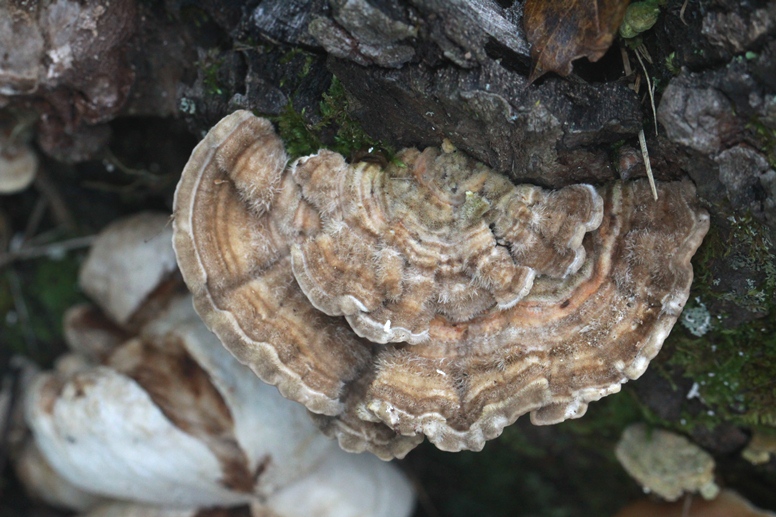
[102,148,161,181]
[18,226,72,248]
[85,149,173,194]
[0,363,23,475]
[0,235,96,269]
[639,129,658,201]
[620,42,633,77]
[636,42,653,65]
[81,178,145,194]
[626,43,659,201]
[634,48,659,136]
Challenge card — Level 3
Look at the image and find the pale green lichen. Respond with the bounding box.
[680,298,712,337]
[179,97,196,115]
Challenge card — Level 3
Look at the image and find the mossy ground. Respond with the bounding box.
[664,212,776,430]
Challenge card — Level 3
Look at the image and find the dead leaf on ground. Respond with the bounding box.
[524,0,631,82]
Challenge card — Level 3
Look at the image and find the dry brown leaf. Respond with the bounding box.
[524,0,631,81]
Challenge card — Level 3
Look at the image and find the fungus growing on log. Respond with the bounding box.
[290,145,603,344]
[173,110,710,459]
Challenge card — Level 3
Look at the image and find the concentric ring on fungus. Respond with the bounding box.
[173,110,710,459]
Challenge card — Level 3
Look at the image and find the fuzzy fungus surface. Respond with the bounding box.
[173,110,710,459]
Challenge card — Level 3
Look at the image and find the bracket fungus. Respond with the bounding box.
[173,110,710,459]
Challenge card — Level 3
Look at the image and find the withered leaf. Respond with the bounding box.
[524,0,631,82]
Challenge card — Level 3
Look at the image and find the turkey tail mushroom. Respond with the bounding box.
[173,110,709,459]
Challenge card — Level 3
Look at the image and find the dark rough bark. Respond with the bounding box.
[658,63,776,235]
[329,57,640,186]
[241,0,642,186]
[653,2,776,326]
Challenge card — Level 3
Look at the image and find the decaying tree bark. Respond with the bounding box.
[236,0,643,187]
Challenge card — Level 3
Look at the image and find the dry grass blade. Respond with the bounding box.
[638,129,658,201]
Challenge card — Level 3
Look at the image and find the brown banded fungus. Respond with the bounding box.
[290,146,603,344]
[173,110,710,459]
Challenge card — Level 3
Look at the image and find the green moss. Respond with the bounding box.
[748,119,776,169]
[693,215,776,314]
[275,102,321,158]
[668,315,776,429]
[279,48,315,81]
[665,52,681,75]
[274,77,388,160]
[1,256,84,363]
[179,5,211,28]
[196,49,226,96]
[202,58,224,97]
[652,210,776,431]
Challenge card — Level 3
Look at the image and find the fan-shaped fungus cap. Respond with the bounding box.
[289,146,603,343]
[173,111,709,459]
[14,440,104,511]
[0,142,37,194]
[615,424,719,502]
[27,299,325,508]
[78,502,251,517]
[78,503,211,517]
